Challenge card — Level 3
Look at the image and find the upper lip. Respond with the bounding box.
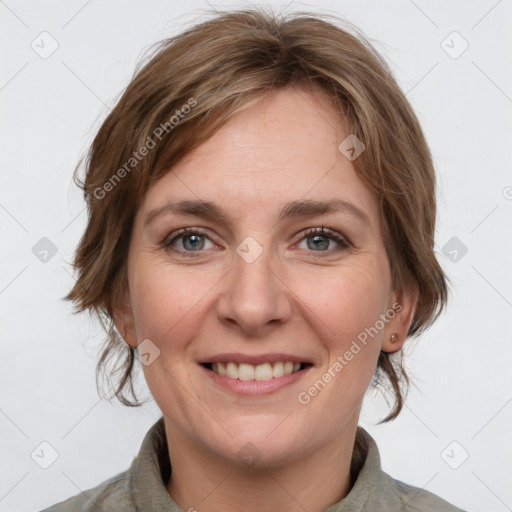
[199,353,313,365]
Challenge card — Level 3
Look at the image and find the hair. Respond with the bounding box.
[63,6,449,422]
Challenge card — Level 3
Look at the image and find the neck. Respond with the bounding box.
[164,420,358,512]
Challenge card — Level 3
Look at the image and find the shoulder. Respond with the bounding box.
[382,472,467,512]
[344,426,468,512]
[38,469,135,512]
[38,417,172,512]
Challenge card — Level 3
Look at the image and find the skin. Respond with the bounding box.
[114,85,417,512]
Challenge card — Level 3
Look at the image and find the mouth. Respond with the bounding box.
[198,353,315,395]
[200,361,313,381]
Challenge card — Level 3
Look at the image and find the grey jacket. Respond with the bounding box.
[39,417,467,511]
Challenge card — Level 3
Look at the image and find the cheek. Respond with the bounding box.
[292,258,390,399]
[295,259,389,339]
[292,264,388,421]
[129,258,220,345]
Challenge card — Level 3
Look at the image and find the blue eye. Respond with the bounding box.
[179,233,205,251]
[299,226,351,252]
[162,227,214,256]
[162,225,351,257]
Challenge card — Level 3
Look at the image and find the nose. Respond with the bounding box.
[216,243,293,337]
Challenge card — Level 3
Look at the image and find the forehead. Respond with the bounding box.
[137,86,378,227]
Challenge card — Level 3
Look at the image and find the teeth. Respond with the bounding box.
[239,363,255,381]
[210,361,305,380]
[217,362,227,376]
[273,361,284,378]
[226,362,239,379]
[254,363,273,381]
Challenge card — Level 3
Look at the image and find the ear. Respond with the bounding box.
[112,289,138,349]
[381,284,418,353]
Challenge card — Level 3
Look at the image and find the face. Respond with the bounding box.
[117,86,414,468]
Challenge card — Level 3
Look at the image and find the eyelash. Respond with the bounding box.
[160,226,351,258]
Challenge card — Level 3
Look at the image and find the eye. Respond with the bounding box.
[161,225,351,258]
[161,227,216,257]
[297,226,351,253]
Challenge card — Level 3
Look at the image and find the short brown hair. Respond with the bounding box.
[64,7,449,422]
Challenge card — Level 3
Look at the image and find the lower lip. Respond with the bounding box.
[200,364,312,395]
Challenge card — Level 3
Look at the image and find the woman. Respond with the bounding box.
[42,7,465,512]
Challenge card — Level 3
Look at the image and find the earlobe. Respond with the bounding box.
[382,286,418,353]
[382,331,404,353]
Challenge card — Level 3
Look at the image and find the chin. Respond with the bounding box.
[203,419,317,469]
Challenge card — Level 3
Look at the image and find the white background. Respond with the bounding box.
[1,1,511,511]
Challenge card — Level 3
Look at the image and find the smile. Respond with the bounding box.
[198,352,315,395]
[202,361,312,381]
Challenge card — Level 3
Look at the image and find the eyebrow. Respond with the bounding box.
[144,198,371,228]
